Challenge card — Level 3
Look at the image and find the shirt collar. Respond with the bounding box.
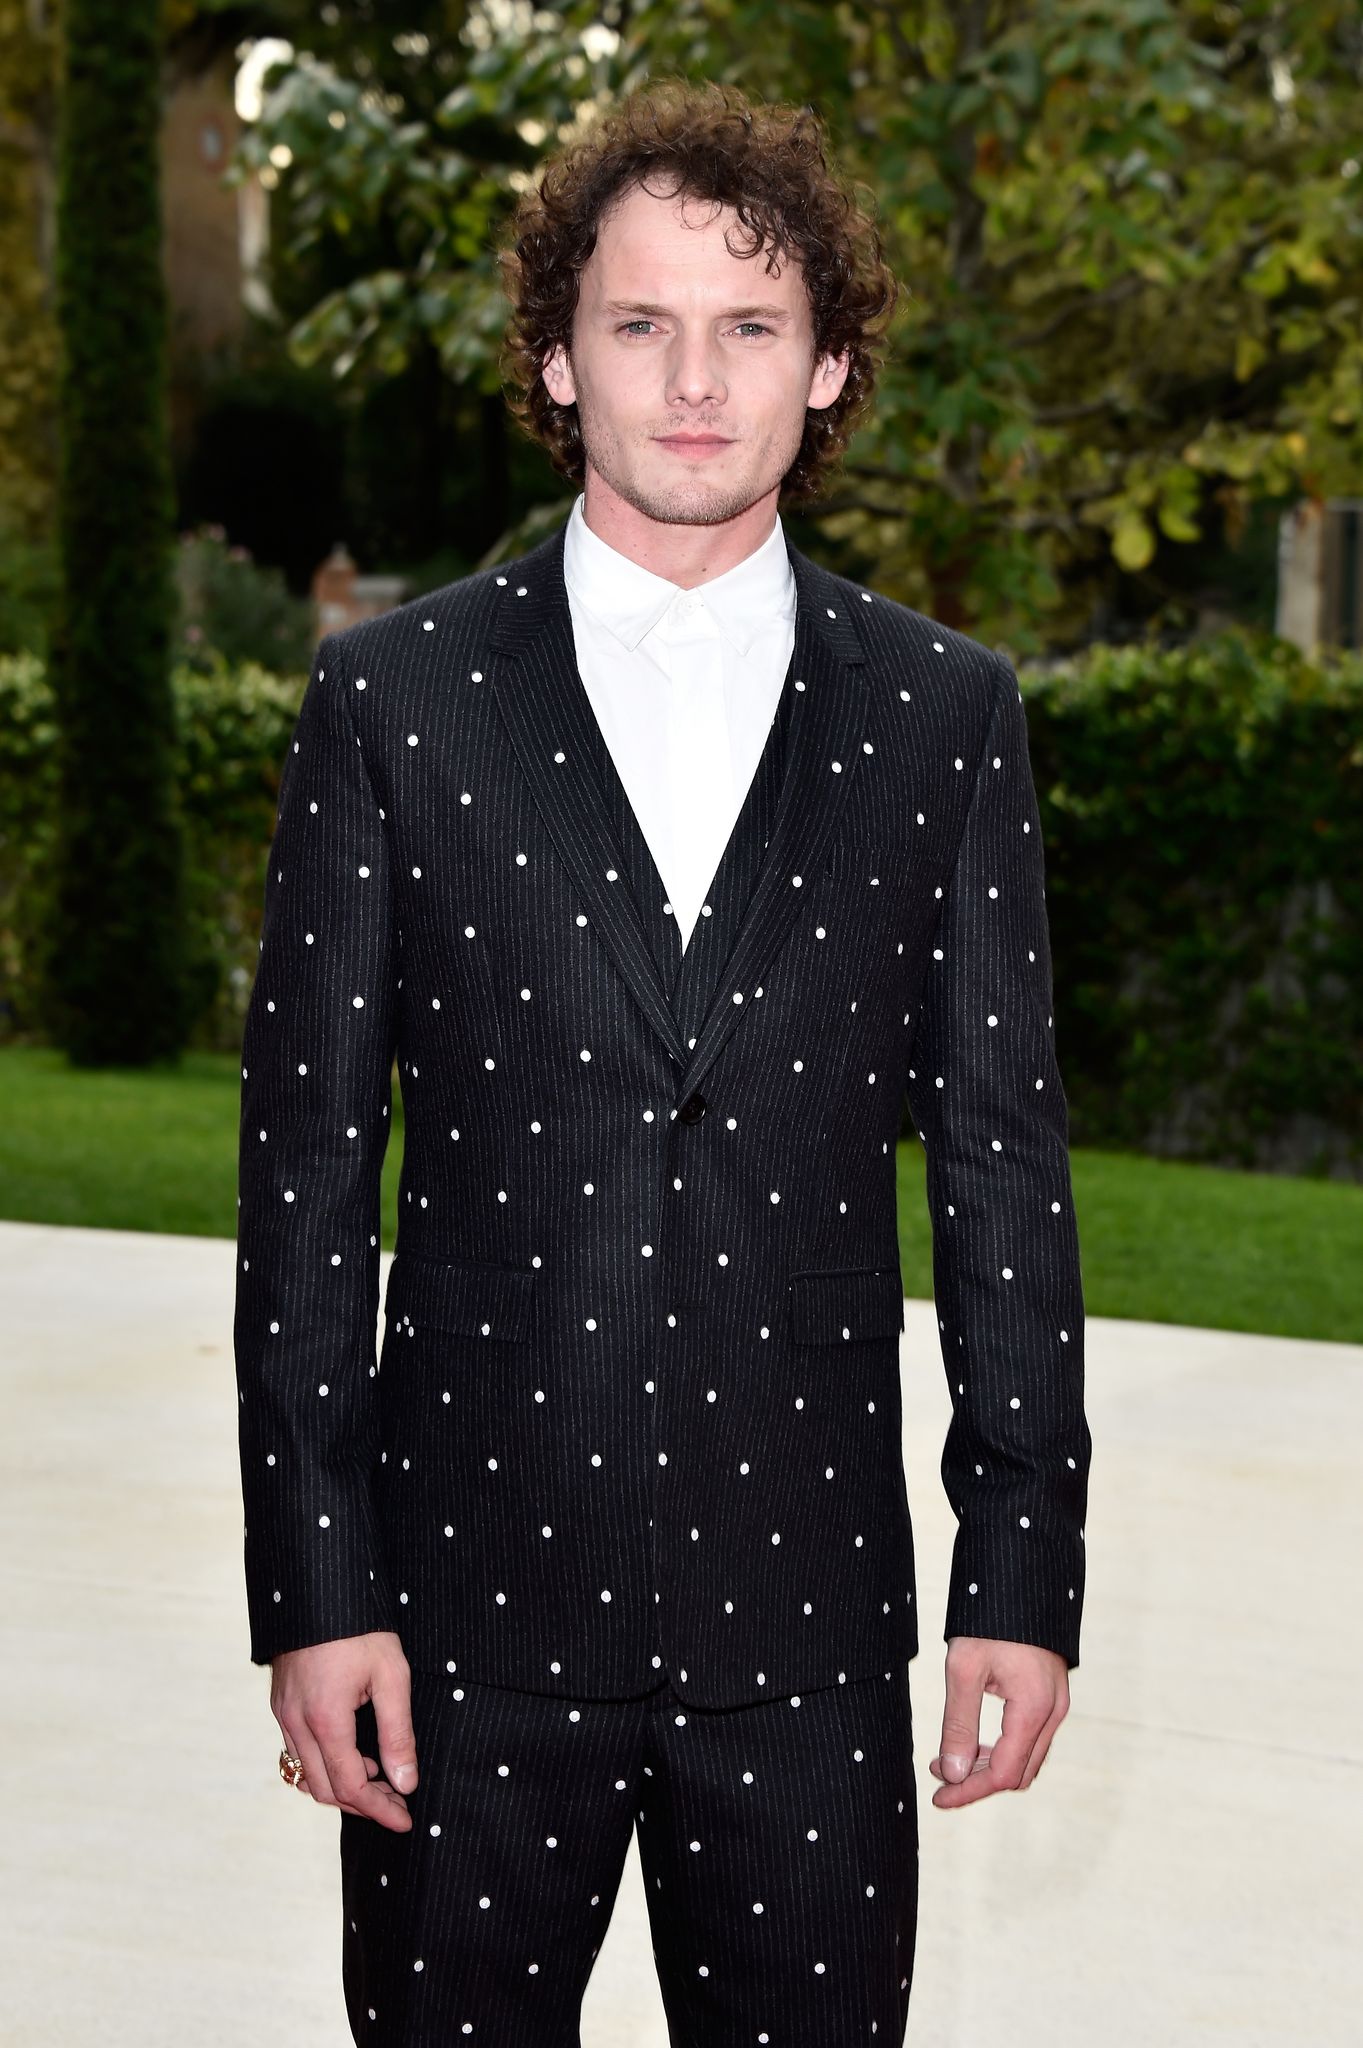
[562,490,795,656]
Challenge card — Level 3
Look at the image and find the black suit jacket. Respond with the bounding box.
[233,515,1091,1708]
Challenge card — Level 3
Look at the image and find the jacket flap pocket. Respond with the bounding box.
[384,1254,534,1342]
[788,1266,905,1344]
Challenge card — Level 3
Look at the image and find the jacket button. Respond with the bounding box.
[678,1090,708,1124]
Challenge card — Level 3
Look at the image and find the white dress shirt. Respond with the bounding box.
[561,490,797,951]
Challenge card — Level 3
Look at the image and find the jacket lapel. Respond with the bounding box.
[486,523,689,1069]
[672,558,867,1101]
[485,518,869,1093]
[593,723,684,1001]
[667,637,796,1040]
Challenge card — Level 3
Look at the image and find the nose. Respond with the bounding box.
[664,334,727,409]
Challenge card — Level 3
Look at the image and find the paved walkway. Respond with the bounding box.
[1,1219,1359,2045]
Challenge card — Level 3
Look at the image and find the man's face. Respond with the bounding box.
[540,178,849,528]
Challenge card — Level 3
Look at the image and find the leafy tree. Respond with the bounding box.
[170,3,512,568]
[46,0,187,1062]
[805,0,1363,643]
[219,2,1363,644]
[0,0,60,644]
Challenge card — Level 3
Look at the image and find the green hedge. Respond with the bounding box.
[2,629,1360,1176]
[1,648,302,1055]
[1021,633,1362,1178]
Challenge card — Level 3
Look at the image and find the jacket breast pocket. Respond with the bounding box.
[804,840,946,1011]
[787,1266,905,1345]
[383,1252,535,1344]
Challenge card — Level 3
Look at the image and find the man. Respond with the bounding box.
[234,76,1091,2046]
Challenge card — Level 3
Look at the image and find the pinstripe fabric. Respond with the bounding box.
[234,514,1091,1709]
[340,1666,916,2044]
[589,632,798,1030]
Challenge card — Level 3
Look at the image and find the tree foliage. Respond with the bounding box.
[160,4,1363,642]
[46,0,187,1062]
[7,1,1362,642]
[0,0,60,544]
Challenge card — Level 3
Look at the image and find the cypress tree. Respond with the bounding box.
[46,0,187,1063]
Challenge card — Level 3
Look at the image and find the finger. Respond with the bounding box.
[311,1707,413,1828]
[928,1743,992,1775]
[932,1764,999,1808]
[937,1658,986,1784]
[278,1712,341,1809]
[1018,1681,1069,1788]
[371,1664,420,1795]
[1018,1707,1064,1789]
[933,1692,1048,1808]
[928,1743,993,1782]
[988,1684,1054,1790]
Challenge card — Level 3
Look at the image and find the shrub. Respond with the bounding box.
[2,627,1360,1176]
[173,525,316,675]
[0,646,303,1048]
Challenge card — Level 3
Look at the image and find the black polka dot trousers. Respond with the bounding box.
[341,1661,919,2045]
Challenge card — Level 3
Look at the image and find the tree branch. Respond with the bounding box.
[864,0,934,85]
[0,112,44,159]
[1010,273,1148,350]
[1032,394,1129,425]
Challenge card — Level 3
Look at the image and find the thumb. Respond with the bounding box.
[371,1666,419,1793]
[939,1666,985,1782]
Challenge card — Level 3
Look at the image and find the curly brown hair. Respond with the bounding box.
[496,76,900,504]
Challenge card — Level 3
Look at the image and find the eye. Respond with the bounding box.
[616,320,772,337]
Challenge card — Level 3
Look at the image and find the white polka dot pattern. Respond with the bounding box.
[236,632,402,1653]
[341,1662,919,2034]
[903,651,1090,1659]
[233,517,1090,1704]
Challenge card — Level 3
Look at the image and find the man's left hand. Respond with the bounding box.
[928,1636,1070,1809]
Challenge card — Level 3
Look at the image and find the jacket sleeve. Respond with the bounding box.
[904,650,1091,1668]
[233,630,401,1664]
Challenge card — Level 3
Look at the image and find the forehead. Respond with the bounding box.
[586,178,800,299]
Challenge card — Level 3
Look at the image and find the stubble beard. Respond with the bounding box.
[575,393,804,529]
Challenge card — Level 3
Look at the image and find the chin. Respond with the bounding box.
[626,467,770,528]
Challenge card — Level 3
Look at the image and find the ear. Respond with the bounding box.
[541,342,576,407]
[807,347,851,413]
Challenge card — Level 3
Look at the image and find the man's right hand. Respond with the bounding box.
[270,1630,418,1832]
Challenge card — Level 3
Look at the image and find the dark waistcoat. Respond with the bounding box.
[588,635,798,1036]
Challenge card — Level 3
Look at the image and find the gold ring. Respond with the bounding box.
[279,1747,308,1790]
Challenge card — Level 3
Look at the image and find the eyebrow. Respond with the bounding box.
[600,299,793,323]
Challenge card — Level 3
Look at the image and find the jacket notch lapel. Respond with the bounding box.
[671,547,869,1101]
[486,524,688,1069]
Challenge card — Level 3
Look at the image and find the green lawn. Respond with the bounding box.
[3,1045,1359,1343]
